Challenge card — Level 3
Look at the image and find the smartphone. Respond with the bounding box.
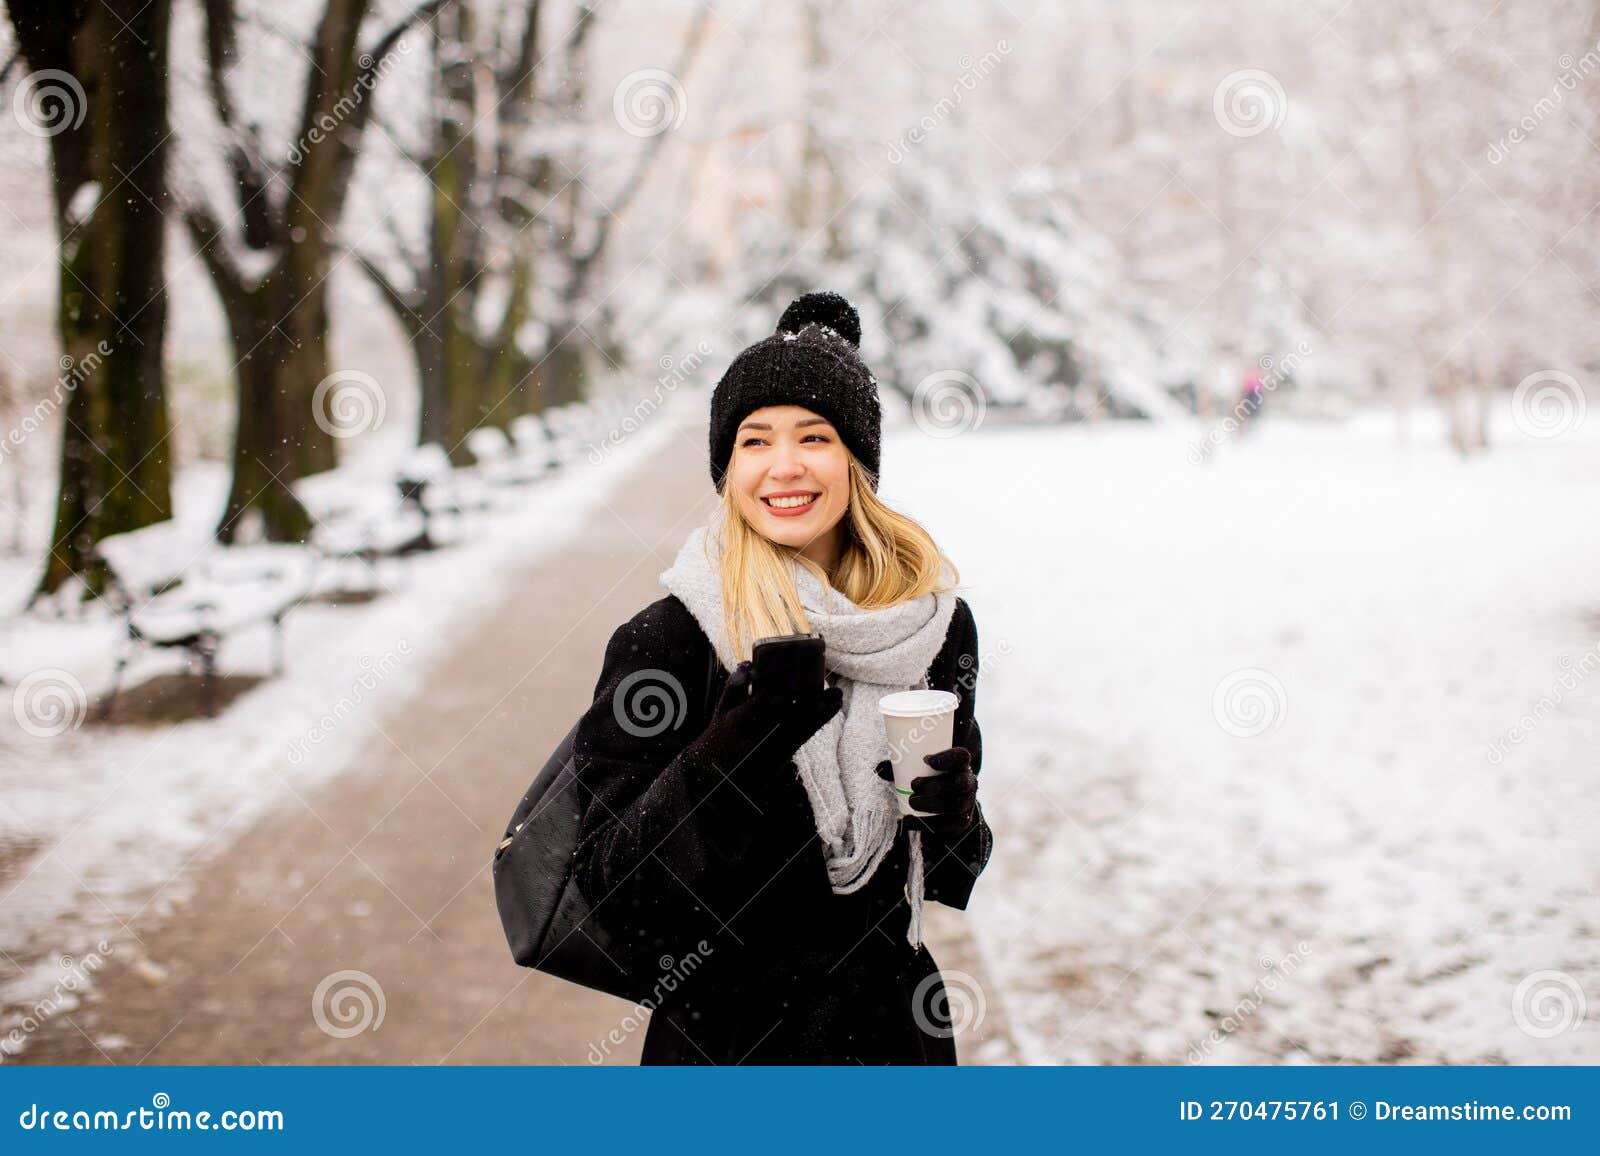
[750,632,827,699]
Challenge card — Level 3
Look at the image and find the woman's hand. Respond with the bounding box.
[874,746,978,836]
[689,659,843,778]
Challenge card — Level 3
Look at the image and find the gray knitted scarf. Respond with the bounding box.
[660,516,957,947]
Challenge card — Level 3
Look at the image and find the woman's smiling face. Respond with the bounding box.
[727,405,850,566]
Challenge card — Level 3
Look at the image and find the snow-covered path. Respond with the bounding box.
[885,408,1600,1064]
[5,400,1596,1065]
[0,412,683,1025]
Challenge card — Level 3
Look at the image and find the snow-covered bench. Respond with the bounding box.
[543,401,601,459]
[95,523,316,717]
[509,414,565,474]
[293,468,431,588]
[510,401,618,472]
[397,443,498,530]
[466,426,553,486]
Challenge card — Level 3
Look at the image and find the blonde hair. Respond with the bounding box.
[712,452,959,663]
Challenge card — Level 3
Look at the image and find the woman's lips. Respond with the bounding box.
[760,492,819,517]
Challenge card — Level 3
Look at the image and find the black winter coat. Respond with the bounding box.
[569,593,993,1065]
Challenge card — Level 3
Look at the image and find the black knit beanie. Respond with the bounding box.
[708,290,882,493]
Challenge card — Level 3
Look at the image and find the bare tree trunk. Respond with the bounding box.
[6,0,175,600]
[794,0,846,260]
[0,365,25,553]
[1470,332,1492,451]
[200,270,331,542]
[357,0,706,451]
[190,0,448,537]
[207,0,368,540]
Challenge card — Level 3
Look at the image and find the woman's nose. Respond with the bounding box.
[770,446,804,478]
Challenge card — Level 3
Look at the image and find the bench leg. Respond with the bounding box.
[271,614,286,676]
[197,634,219,717]
[99,636,137,720]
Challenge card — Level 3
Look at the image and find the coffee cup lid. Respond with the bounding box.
[879,689,959,718]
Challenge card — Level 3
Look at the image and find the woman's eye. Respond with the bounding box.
[739,433,829,447]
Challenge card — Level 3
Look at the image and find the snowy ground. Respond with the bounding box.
[0,411,680,1027]
[5,397,1597,1065]
[883,405,1600,1065]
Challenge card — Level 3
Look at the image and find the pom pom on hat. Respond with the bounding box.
[776,291,861,348]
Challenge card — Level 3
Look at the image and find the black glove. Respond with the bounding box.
[875,746,978,836]
[687,660,843,781]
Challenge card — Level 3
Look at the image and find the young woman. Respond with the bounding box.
[570,291,992,1065]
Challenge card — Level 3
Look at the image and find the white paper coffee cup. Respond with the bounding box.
[880,689,960,817]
